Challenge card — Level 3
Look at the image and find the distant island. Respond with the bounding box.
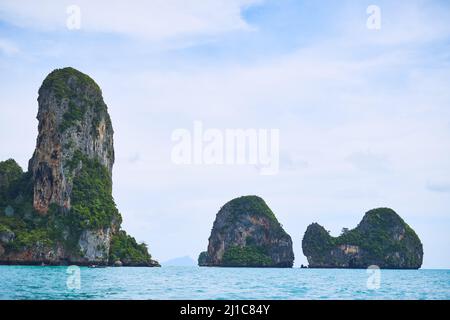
[0,67,159,267]
[198,196,294,267]
[302,208,423,269]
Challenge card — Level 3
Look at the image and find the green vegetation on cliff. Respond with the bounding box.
[68,151,121,230]
[0,158,150,265]
[59,101,86,132]
[224,195,278,224]
[198,251,209,266]
[39,67,101,100]
[336,208,422,267]
[301,223,335,265]
[0,165,64,252]
[222,245,272,267]
[0,159,23,191]
[39,67,110,134]
[302,208,423,269]
[109,230,152,265]
[0,161,86,254]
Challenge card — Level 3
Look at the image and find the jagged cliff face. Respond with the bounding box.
[29,67,114,214]
[302,208,423,269]
[0,68,158,267]
[199,196,294,267]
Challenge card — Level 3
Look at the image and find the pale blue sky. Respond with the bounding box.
[1,0,450,268]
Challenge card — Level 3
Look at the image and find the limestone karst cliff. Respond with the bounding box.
[0,67,159,266]
[29,68,114,214]
[199,196,294,267]
[302,208,423,269]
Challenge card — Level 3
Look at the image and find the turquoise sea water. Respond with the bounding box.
[0,266,449,300]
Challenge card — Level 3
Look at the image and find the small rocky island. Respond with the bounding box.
[302,208,423,269]
[198,196,294,267]
[0,67,159,267]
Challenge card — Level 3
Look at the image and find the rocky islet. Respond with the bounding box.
[0,67,158,267]
[302,208,423,269]
[198,195,295,268]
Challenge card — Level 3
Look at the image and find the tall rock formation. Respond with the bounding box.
[302,208,423,269]
[0,67,159,266]
[199,196,294,267]
[29,67,114,214]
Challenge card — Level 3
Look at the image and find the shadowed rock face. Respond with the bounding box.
[29,67,114,214]
[0,68,158,267]
[199,196,294,268]
[302,208,423,269]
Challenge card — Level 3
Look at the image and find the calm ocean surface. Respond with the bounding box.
[0,266,449,300]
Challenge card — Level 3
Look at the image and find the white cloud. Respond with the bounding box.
[0,38,19,55]
[0,0,261,40]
